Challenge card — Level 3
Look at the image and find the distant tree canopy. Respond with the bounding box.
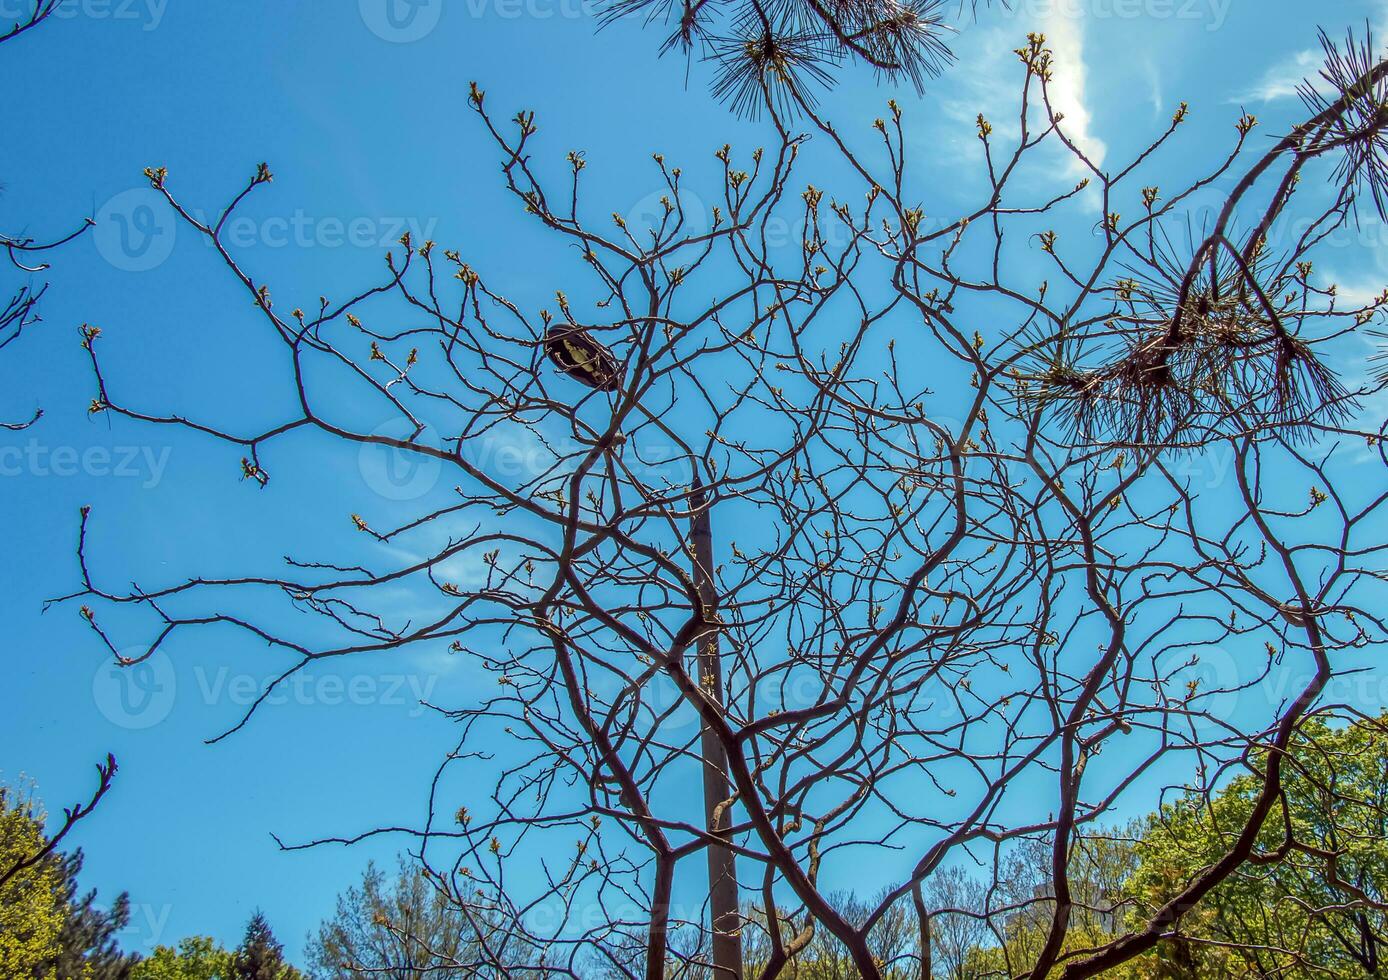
[0,780,135,980]
[302,714,1388,978]
[0,777,311,980]
[1124,713,1388,978]
[48,847,139,980]
[130,938,234,980]
[306,858,544,978]
[227,913,301,980]
[580,712,1388,978]
[0,785,69,978]
[120,918,304,980]
[10,710,1388,978]
[956,712,1388,979]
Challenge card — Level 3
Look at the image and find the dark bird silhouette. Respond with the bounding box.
[544,323,622,391]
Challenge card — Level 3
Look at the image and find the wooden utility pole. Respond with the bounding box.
[689,470,743,978]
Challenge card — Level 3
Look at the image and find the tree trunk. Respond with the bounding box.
[690,472,743,979]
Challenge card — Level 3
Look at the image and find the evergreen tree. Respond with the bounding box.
[45,849,139,979]
[229,912,301,980]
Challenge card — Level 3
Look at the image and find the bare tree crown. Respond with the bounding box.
[63,27,1388,979]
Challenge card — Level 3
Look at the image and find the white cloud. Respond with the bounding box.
[1327,274,1388,310]
[1230,0,1388,103]
[1140,54,1164,117]
[1230,46,1323,104]
[923,11,1105,184]
[1035,10,1107,173]
[1317,270,1388,460]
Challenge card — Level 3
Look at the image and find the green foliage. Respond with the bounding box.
[1126,714,1388,978]
[0,785,68,979]
[129,937,233,980]
[2,777,308,980]
[46,849,139,979]
[12,715,1388,978]
[958,714,1388,979]
[1,780,137,979]
[128,920,305,980]
[228,912,301,980]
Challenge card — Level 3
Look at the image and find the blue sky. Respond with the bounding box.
[2,0,1387,962]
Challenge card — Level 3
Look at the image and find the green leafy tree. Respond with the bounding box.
[1,763,132,979]
[0,784,68,978]
[129,937,232,980]
[1126,713,1388,978]
[952,714,1388,977]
